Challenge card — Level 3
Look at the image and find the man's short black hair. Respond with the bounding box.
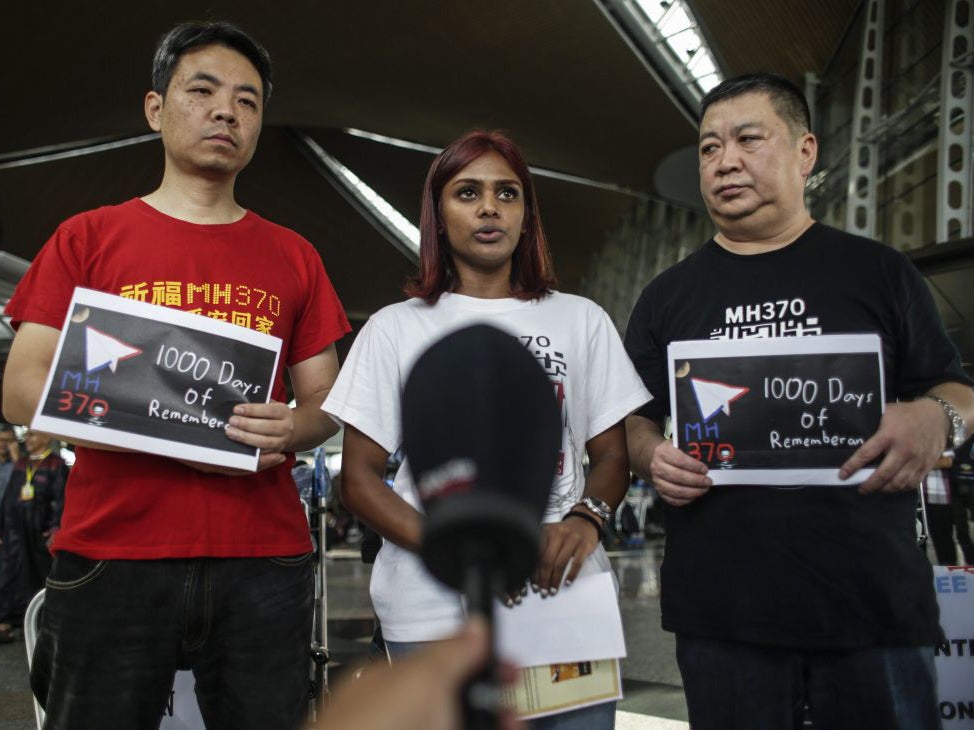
[700,73,811,137]
[152,21,273,104]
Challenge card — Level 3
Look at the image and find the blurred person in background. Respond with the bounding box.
[0,430,67,642]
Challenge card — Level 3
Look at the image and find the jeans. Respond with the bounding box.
[676,635,941,730]
[528,701,616,729]
[31,551,314,730]
[385,640,616,729]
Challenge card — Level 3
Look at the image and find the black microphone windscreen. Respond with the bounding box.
[402,323,561,592]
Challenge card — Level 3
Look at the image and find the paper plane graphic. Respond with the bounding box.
[691,377,749,422]
[85,327,142,374]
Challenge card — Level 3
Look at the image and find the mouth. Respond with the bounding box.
[473,226,505,243]
[715,183,747,197]
[205,134,236,147]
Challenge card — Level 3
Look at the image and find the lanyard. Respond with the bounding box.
[25,449,52,485]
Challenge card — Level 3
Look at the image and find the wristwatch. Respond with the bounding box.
[922,395,968,450]
[578,496,613,522]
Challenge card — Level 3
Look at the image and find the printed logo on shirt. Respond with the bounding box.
[709,297,822,340]
[118,281,282,335]
[515,333,576,512]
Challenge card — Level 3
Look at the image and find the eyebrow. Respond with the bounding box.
[186,72,260,99]
[451,177,522,186]
[699,121,764,143]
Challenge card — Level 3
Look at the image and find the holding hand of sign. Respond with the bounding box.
[650,439,714,506]
[841,387,968,494]
[174,400,294,475]
[626,416,712,507]
[225,400,294,462]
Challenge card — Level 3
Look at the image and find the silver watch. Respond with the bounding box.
[578,496,613,522]
[922,395,968,450]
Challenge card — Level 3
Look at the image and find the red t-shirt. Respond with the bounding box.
[4,199,351,559]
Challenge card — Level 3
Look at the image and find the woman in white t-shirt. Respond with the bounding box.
[324,130,650,729]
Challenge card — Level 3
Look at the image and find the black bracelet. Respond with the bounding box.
[563,510,603,536]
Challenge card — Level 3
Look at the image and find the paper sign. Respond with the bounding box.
[495,571,626,666]
[933,566,974,726]
[32,288,281,471]
[668,334,884,486]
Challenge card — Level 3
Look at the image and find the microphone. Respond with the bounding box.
[401,323,561,729]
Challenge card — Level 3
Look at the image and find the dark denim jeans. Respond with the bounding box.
[676,634,941,730]
[31,551,314,730]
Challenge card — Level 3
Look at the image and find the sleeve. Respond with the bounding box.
[286,244,352,367]
[321,315,402,454]
[4,221,89,330]
[890,252,973,397]
[624,283,670,424]
[584,305,652,440]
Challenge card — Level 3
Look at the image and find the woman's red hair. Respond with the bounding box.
[405,130,557,303]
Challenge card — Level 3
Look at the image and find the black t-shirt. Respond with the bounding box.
[624,222,972,649]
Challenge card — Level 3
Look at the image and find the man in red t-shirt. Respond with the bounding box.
[2,21,350,730]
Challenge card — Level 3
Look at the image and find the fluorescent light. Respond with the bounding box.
[666,28,702,59]
[688,51,717,78]
[658,6,692,37]
[292,131,420,256]
[696,73,721,93]
[634,0,667,22]
[335,163,420,249]
[608,0,724,112]
[0,133,160,170]
[344,128,441,155]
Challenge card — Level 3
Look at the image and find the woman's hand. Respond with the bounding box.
[531,517,601,595]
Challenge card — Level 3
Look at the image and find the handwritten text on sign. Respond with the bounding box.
[32,288,281,471]
[667,335,884,486]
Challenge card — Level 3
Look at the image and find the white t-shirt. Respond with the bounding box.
[324,291,651,641]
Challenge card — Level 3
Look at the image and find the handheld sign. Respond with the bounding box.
[668,334,884,486]
[32,287,281,471]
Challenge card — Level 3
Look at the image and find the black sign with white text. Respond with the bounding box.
[668,335,884,486]
[33,288,281,470]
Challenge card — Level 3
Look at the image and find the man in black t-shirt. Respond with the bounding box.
[625,73,974,730]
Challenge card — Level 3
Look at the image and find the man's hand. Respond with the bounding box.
[224,400,295,454]
[531,518,601,595]
[651,439,713,506]
[173,400,295,476]
[627,414,711,507]
[840,399,948,494]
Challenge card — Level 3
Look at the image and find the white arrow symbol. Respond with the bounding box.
[85,327,142,374]
[690,377,749,422]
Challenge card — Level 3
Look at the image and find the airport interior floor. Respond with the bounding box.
[0,539,689,730]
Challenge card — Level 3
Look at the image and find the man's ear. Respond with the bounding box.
[799,132,818,178]
[145,91,164,133]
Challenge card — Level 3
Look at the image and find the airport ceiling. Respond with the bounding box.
[1,0,861,325]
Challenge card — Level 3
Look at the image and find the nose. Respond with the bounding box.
[211,92,237,126]
[478,194,500,217]
[716,144,742,174]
